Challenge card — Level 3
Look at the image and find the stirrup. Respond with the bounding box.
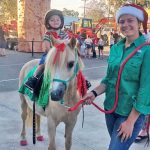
[24,76,39,92]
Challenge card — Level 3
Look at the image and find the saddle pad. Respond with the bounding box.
[18,66,50,107]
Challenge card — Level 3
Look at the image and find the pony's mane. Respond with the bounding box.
[44,43,68,80]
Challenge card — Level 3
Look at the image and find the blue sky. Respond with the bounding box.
[51,0,84,16]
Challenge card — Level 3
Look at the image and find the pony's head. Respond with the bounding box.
[44,37,84,101]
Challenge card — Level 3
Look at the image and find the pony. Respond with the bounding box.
[19,37,85,150]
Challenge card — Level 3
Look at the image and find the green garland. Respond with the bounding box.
[37,69,52,107]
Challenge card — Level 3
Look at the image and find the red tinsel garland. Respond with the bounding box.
[77,70,87,97]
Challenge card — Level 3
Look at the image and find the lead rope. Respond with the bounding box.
[81,77,85,128]
[81,105,84,128]
[33,98,36,144]
[68,41,150,114]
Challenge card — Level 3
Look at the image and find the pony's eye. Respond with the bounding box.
[67,61,74,69]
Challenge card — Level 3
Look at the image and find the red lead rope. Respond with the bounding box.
[68,41,150,114]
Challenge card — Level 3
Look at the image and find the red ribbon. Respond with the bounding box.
[49,31,60,39]
[68,99,84,111]
[53,43,66,64]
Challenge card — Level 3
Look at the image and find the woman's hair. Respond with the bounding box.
[44,9,64,30]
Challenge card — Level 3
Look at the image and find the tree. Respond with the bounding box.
[85,0,107,21]
[62,8,79,17]
[108,0,150,17]
[83,0,127,21]
[136,0,150,8]
[108,0,127,17]
[0,0,17,23]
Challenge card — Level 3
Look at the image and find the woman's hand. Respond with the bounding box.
[82,92,96,105]
[117,108,140,142]
[117,120,134,142]
[83,84,106,105]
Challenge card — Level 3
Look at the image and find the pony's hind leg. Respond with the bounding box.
[20,94,28,146]
[36,115,44,141]
[65,118,77,150]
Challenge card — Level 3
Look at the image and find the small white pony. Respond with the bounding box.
[19,37,85,150]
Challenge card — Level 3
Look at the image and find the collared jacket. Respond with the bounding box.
[101,34,150,116]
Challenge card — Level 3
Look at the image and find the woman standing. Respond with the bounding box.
[109,32,115,48]
[0,25,6,56]
[98,36,104,59]
[84,36,93,58]
[83,3,150,150]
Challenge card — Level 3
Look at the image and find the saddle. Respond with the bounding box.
[33,74,44,97]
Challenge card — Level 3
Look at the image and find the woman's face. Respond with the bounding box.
[118,14,140,38]
[48,15,61,29]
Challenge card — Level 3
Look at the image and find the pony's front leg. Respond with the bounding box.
[36,114,44,141]
[20,94,28,146]
[47,116,57,150]
[65,118,77,150]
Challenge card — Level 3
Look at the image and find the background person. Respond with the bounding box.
[76,32,86,58]
[91,33,97,58]
[84,36,93,58]
[0,25,6,56]
[97,36,104,59]
[109,32,115,48]
[83,3,150,150]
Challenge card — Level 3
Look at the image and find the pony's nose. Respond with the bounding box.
[51,83,66,101]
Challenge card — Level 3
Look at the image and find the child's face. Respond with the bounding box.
[48,15,61,29]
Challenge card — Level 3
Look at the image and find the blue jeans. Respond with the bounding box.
[105,112,145,150]
[39,52,47,65]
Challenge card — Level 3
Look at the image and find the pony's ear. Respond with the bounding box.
[68,37,76,49]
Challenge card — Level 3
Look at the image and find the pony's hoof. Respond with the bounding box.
[20,140,28,146]
[37,135,44,141]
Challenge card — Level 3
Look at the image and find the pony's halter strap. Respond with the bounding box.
[53,48,79,85]
[53,43,66,64]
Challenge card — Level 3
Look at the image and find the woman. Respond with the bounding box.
[83,3,150,150]
[0,25,6,56]
[98,36,104,59]
[109,32,115,48]
[84,36,93,58]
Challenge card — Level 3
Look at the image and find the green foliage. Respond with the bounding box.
[108,0,127,16]
[0,0,17,23]
[84,0,127,21]
[85,0,107,21]
[62,8,79,17]
[136,0,150,8]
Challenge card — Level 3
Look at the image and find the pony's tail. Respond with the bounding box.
[26,107,40,128]
[26,106,33,127]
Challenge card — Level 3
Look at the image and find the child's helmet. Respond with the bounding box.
[44,9,64,30]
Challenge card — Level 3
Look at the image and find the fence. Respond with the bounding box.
[7,38,43,57]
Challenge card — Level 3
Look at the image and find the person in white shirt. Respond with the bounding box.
[98,36,104,59]
[109,32,115,48]
[84,36,93,58]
